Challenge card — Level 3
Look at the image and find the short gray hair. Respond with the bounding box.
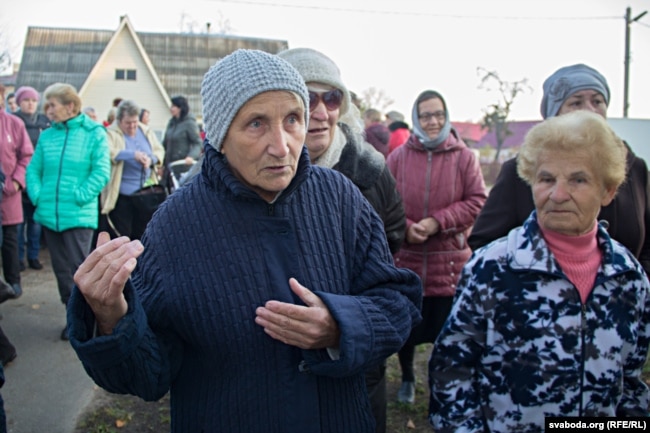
[116,100,140,121]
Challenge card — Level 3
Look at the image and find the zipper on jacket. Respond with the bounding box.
[267,203,275,216]
[55,124,70,232]
[423,151,433,220]
[579,303,587,416]
[420,151,434,280]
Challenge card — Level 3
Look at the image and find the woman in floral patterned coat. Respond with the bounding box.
[430,110,650,432]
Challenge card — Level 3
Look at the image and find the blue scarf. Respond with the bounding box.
[411,102,451,150]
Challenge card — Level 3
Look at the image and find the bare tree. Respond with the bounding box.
[214,11,233,34]
[0,49,10,75]
[477,67,531,162]
[189,11,233,35]
[179,12,200,34]
[360,87,394,113]
[0,29,12,75]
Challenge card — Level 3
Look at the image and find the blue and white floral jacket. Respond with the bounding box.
[430,212,650,433]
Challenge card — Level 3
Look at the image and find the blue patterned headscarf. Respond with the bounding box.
[540,64,610,119]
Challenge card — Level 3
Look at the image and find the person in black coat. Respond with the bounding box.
[279,47,406,433]
[161,96,201,190]
[13,86,50,271]
[468,64,650,276]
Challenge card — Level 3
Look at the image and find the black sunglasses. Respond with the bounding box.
[308,89,343,112]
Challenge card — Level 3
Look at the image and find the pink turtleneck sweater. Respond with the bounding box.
[539,222,601,304]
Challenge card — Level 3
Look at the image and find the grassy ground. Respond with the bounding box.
[384,344,433,433]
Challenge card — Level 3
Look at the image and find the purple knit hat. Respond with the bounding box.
[15,86,40,105]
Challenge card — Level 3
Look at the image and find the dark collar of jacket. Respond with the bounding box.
[13,110,50,130]
[622,140,641,173]
[200,144,312,202]
[388,121,410,132]
[334,122,386,190]
[166,114,196,128]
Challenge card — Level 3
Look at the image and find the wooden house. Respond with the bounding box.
[15,15,288,135]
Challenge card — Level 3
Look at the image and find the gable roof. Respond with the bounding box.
[17,26,113,92]
[16,16,289,117]
[79,16,169,107]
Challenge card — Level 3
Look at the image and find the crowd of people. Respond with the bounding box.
[0,47,647,432]
[0,80,206,431]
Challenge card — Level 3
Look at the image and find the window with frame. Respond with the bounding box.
[115,69,137,81]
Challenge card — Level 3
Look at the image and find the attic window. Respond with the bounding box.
[115,69,137,81]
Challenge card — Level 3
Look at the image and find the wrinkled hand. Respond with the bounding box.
[73,232,144,335]
[134,151,152,169]
[255,278,340,350]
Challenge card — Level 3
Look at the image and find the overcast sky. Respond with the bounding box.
[3,0,649,122]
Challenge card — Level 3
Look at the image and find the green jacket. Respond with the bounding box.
[26,113,110,232]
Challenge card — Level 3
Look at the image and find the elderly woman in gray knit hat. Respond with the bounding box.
[66,49,422,433]
[278,47,407,433]
[469,63,650,276]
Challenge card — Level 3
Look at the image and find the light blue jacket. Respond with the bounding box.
[26,113,110,231]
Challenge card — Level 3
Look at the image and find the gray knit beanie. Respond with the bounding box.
[201,49,310,152]
[540,63,610,119]
[277,48,351,117]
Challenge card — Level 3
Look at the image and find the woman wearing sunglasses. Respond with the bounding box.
[279,47,407,433]
[385,90,487,408]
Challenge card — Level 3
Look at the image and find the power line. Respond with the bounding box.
[208,0,620,21]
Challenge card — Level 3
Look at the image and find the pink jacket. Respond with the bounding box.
[386,130,486,297]
[0,111,34,225]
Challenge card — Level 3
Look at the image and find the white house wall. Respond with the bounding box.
[79,27,170,137]
[607,118,650,166]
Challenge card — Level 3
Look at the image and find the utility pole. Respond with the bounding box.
[624,7,647,118]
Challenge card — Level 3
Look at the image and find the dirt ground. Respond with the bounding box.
[73,344,650,433]
[384,344,434,433]
[74,344,434,433]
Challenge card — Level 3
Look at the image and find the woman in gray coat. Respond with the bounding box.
[162,96,201,188]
